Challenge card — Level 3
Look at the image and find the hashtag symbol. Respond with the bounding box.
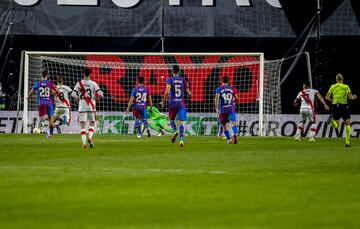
[238,121,247,136]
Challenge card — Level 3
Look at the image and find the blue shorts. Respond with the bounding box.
[133,109,147,120]
[219,112,236,124]
[169,107,186,121]
[39,103,54,118]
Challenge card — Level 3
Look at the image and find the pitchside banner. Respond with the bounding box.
[1,111,360,137]
[1,0,359,37]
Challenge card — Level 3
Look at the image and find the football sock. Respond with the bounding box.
[88,126,94,140]
[345,125,351,145]
[38,118,46,129]
[179,124,185,141]
[310,123,316,138]
[66,115,71,125]
[217,120,223,136]
[142,119,149,129]
[49,127,54,135]
[224,130,231,140]
[170,120,177,132]
[135,120,141,135]
[63,116,67,125]
[81,129,87,144]
[164,126,174,133]
[295,123,304,137]
[232,125,238,135]
[218,130,223,137]
[331,120,338,129]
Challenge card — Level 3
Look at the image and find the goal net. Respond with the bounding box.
[21,52,282,136]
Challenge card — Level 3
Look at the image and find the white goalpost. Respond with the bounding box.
[20,51,283,136]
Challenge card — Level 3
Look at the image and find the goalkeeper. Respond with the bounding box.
[142,106,174,136]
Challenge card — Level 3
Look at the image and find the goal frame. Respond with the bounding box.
[20,51,265,135]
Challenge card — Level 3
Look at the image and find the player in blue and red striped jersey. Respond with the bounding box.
[215,76,239,144]
[126,76,153,138]
[160,65,192,147]
[27,69,60,137]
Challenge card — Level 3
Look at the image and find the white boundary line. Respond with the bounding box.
[0,166,311,176]
[0,166,228,175]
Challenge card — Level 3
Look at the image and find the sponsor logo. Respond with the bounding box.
[97,115,124,134]
[1,111,360,137]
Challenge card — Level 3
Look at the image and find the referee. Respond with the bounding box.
[325,73,357,147]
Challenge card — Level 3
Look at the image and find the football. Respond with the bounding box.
[32,127,41,134]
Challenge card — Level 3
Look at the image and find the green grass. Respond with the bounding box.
[0,134,360,229]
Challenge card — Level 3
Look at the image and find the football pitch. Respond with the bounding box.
[0,134,359,229]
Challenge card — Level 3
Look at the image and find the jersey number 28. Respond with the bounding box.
[39,87,50,98]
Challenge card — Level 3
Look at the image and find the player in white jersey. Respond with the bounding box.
[51,76,72,127]
[72,68,103,149]
[293,82,329,141]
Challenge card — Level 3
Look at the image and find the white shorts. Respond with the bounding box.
[55,107,72,124]
[79,100,96,112]
[55,107,69,117]
[300,109,316,123]
[79,112,95,123]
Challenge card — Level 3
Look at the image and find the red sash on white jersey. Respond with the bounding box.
[78,81,95,111]
[56,88,72,124]
[55,88,70,108]
[300,90,314,109]
[300,90,316,122]
[62,97,71,108]
[78,81,96,123]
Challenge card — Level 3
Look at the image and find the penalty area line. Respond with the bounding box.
[0,166,228,175]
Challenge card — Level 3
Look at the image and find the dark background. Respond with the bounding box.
[0,35,359,114]
[0,0,359,114]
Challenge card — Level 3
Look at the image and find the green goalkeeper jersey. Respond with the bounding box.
[146,106,163,120]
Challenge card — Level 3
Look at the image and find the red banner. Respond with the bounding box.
[86,55,263,104]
